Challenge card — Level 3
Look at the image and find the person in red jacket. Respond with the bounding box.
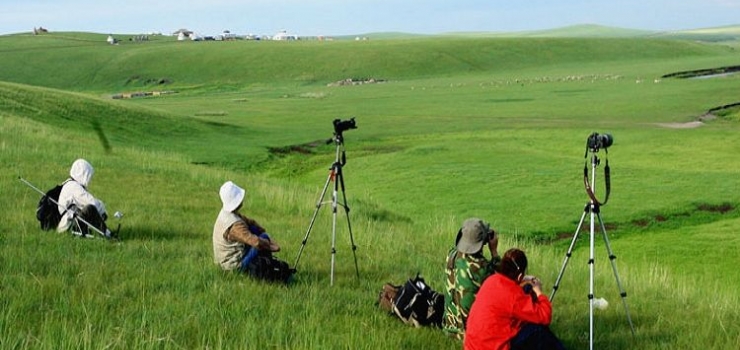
[464,248,565,350]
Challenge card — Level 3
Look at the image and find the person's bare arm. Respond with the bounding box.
[487,229,500,259]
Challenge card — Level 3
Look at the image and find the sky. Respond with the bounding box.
[2,0,740,37]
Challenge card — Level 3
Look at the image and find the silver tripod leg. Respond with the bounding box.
[333,165,360,285]
[589,202,596,350]
[294,166,334,270]
[550,203,590,302]
[595,210,636,337]
[294,161,360,286]
[552,202,636,350]
[330,173,338,286]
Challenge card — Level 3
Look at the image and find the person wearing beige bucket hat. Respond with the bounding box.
[443,218,502,340]
[212,181,293,282]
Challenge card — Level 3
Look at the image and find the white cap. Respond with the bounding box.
[219,181,245,212]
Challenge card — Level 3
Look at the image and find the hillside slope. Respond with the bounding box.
[0,81,265,166]
[0,34,733,92]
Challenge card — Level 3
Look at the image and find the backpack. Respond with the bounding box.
[36,184,63,231]
[391,274,444,328]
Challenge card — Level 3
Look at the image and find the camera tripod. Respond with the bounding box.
[294,132,360,286]
[550,148,635,350]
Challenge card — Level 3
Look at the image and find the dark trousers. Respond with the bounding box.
[74,204,108,236]
[511,324,566,350]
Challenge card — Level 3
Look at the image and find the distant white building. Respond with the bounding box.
[217,30,237,41]
[273,30,297,40]
[173,29,193,41]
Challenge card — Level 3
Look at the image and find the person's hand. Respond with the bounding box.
[257,237,281,252]
[529,277,543,296]
[521,276,543,296]
[269,240,281,252]
[487,229,499,258]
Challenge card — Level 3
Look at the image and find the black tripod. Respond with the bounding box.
[550,140,635,350]
[294,131,360,286]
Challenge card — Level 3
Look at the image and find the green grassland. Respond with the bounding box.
[1,29,739,349]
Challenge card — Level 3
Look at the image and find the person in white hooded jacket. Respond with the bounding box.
[57,159,111,237]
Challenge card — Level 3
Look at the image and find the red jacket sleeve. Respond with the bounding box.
[512,293,552,326]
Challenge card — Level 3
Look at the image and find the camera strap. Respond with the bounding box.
[583,159,611,206]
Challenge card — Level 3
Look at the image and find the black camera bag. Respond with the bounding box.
[247,254,295,283]
[391,274,444,327]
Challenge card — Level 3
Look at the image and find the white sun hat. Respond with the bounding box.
[219,181,245,212]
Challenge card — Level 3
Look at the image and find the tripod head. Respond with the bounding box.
[324,118,357,165]
[326,132,345,146]
[327,117,357,145]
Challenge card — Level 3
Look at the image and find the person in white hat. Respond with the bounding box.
[443,218,501,340]
[56,158,113,238]
[212,181,281,274]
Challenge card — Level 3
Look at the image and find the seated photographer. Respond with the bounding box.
[443,218,501,340]
[56,158,112,238]
[464,248,565,350]
[213,181,291,282]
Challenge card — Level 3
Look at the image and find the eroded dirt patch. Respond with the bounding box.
[655,121,704,129]
[697,202,734,214]
[655,102,739,129]
[542,202,737,244]
[268,140,324,156]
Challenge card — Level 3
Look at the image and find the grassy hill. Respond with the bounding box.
[515,24,740,42]
[492,24,655,38]
[0,32,736,93]
[653,24,740,42]
[1,33,739,349]
[368,24,740,41]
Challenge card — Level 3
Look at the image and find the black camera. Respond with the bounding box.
[333,117,357,135]
[587,132,613,151]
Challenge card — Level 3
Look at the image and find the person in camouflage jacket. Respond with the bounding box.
[443,218,501,340]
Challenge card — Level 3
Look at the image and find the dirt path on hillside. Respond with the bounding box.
[655,121,705,129]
